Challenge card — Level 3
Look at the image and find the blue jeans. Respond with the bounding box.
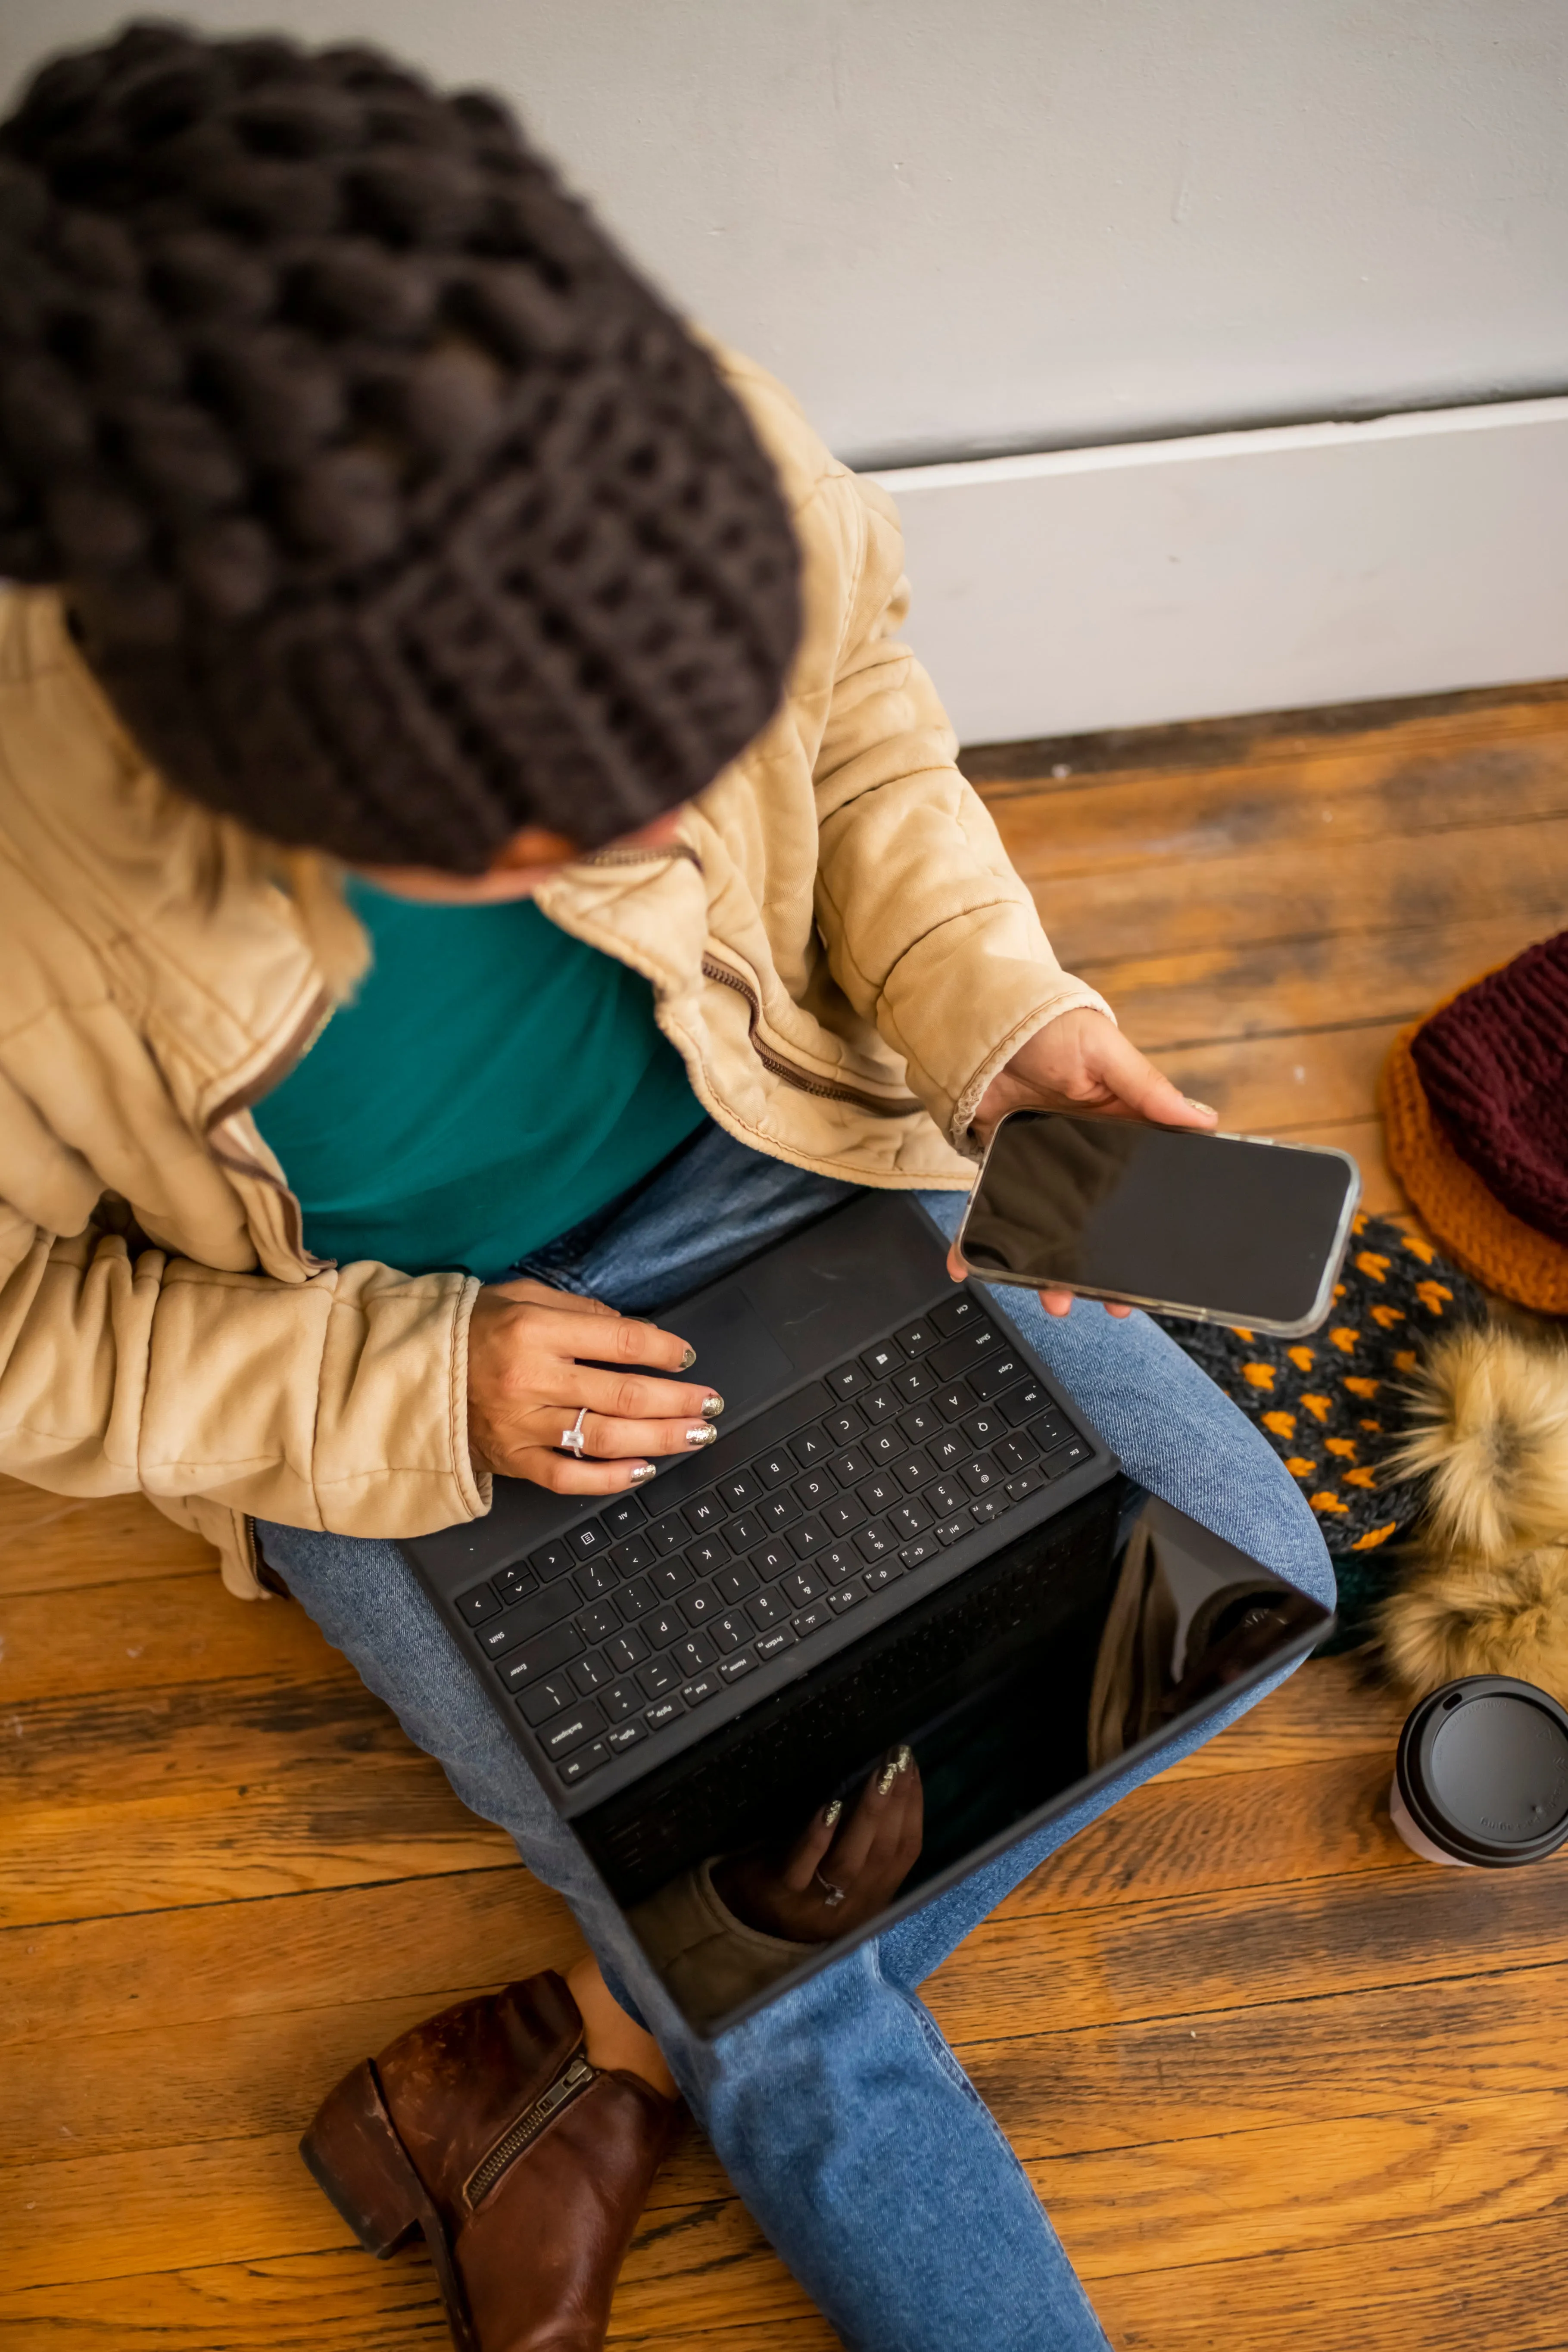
[260,1122,1334,2352]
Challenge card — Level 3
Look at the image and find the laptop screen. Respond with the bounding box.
[577,1479,1332,2035]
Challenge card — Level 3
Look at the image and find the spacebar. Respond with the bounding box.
[647,1380,833,1505]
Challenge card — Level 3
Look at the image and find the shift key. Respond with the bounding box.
[475,1579,579,1658]
[496,1619,585,1691]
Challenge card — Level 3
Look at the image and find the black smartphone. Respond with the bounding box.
[954,1109,1360,1334]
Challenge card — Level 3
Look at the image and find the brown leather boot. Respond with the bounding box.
[300,1971,678,2352]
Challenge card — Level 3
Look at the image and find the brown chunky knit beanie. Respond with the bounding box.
[1409,931,1568,1247]
[0,22,801,867]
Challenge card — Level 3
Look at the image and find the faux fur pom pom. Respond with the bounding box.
[1378,1325,1568,1707]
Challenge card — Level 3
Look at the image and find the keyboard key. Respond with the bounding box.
[793,1467,837,1510]
[747,1589,786,1629]
[898,1402,943,1446]
[933,1383,973,1421]
[678,1581,720,1626]
[789,1513,832,1556]
[929,1476,967,1516]
[518,1673,575,1723]
[644,1693,686,1732]
[576,1600,622,1644]
[607,1717,647,1752]
[568,1522,612,1559]
[931,1293,982,1336]
[750,1537,795,1579]
[893,1362,936,1400]
[861,1337,905,1379]
[958,1453,1002,1495]
[759,1492,800,1533]
[717,1468,762,1511]
[825,1360,869,1397]
[888,1497,932,1540]
[930,1325,1001,1382]
[935,1515,970,1545]
[645,1512,690,1555]
[683,1492,725,1534]
[570,1651,612,1694]
[827,1577,869,1612]
[643,1607,686,1648]
[894,1450,940,1491]
[900,1534,941,1567]
[854,1519,894,1562]
[617,1573,657,1618]
[860,1384,902,1424]
[600,1495,648,1539]
[818,1543,862,1580]
[557,1738,608,1785]
[495,1621,584,1690]
[638,1655,678,1697]
[828,1445,873,1486]
[608,1533,654,1576]
[575,1556,617,1600]
[822,1403,867,1444]
[493,1562,539,1600]
[969,1352,1026,1401]
[894,1316,940,1355]
[650,1558,693,1598]
[684,1532,730,1576]
[790,1426,833,1467]
[856,1470,900,1515]
[863,1558,904,1592]
[754,1625,798,1660]
[713,1612,748,1651]
[456,1583,501,1625]
[1044,1437,1091,1476]
[1005,1466,1047,1502]
[783,1564,826,1605]
[823,1492,867,1536]
[970,1494,1012,1524]
[866,1427,903,1466]
[727,1508,767,1551]
[479,1584,577,1658]
[998,1377,1050,1424]
[792,1602,832,1635]
[540,1702,605,1759]
[754,1449,798,1488]
[720,1648,758,1682]
[528,1539,575,1581]
[682,1670,723,1707]
[928,1430,967,1471]
[993,1428,1041,1474]
[674,1632,716,1676]
[961,1406,1010,1449]
[603,1681,642,1720]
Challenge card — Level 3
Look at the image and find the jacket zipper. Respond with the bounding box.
[462,2050,598,2211]
[700,956,923,1118]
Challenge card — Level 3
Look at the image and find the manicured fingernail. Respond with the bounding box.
[679,1345,697,1370]
[877,1744,912,1795]
[701,1393,725,1419]
[1185,1097,1216,1116]
[823,1797,843,1829]
[630,1463,658,1482]
[684,1424,717,1447]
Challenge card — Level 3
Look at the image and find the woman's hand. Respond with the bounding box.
[957,1006,1219,1319]
[712,1746,924,1943]
[466,1277,723,1492]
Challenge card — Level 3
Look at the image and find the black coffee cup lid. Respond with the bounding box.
[1397,1676,1568,1867]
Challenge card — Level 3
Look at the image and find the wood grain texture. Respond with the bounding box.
[5,687,1564,2349]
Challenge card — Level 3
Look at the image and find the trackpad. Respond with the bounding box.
[666,1284,795,1418]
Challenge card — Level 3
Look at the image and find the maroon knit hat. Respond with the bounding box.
[1409,930,1568,1246]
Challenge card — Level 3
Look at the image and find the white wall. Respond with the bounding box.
[4,0,1565,468]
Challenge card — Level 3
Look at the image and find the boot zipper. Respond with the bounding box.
[462,2051,598,2211]
[700,956,923,1118]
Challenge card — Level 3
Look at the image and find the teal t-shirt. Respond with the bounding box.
[251,878,706,1280]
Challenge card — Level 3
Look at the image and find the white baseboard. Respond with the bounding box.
[870,396,1568,745]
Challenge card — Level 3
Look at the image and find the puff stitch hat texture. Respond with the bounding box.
[0,21,802,866]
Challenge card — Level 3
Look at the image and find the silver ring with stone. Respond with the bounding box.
[814,1870,846,1908]
[560,1406,589,1457]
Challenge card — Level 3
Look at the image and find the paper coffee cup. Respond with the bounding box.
[1389,1675,1568,1869]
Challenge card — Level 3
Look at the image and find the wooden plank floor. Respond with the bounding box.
[4,680,1568,2349]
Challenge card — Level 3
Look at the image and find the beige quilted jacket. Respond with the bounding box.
[0,348,1109,1597]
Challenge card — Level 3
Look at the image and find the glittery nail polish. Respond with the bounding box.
[679,1344,697,1370]
[629,1463,658,1482]
[684,1423,717,1447]
[822,1797,843,1829]
[701,1393,725,1419]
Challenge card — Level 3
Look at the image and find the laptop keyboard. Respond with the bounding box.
[452,1291,1090,1789]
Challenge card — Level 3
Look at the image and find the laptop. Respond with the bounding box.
[403,1190,1331,2035]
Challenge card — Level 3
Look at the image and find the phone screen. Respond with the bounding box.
[959,1111,1358,1328]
